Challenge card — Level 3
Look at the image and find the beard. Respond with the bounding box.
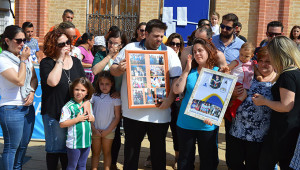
[220,31,234,39]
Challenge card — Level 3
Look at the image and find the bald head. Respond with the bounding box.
[195,26,213,40]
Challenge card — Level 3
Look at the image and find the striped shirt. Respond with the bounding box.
[60,99,93,149]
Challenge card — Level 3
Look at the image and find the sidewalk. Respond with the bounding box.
[0,127,228,170]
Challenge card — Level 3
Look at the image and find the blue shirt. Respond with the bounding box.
[212,35,244,64]
[177,68,217,131]
[25,38,39,63]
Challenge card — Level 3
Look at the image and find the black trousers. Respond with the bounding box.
[123,117,169,170]
[226,134,262,170]
[170,101,180,152]
[177,126,219,170]
[111,122,121,165]
[224,118,232,169]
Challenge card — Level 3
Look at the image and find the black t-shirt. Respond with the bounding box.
[40,57,86,120]
[271,69,300,135]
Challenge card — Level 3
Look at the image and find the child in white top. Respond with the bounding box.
[225,42,259,121]
[59,77,95,170]
[91,71,121,170]
[210,11,220,35]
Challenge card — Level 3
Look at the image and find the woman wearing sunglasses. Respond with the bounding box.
[164,32,185,169]
[40,29,90,169]
[131,22,146,42]
[0,25,37,170]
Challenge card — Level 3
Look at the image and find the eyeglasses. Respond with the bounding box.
[170,42,181,47]
[267,32,282,37]
[57,40,71,48]
[108,41,121,47]
[14,38,26,44]
[139,29,145,32]
[220,24,233,31]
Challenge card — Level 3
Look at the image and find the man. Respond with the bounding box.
[236,22,247,42]
[110,19,182,170]
[49,9,81,45]
[180,26,227,71]
[22,22,40,63]
[212,13,244,63]
[261,21,284,47]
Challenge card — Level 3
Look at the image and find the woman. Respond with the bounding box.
[40,29,90,170]
[131,22,146,42]
[289,25,300,47]
[77,33,95,82]
[252,36,300,169]
[0,25,37,170]
[166,33,184,57]
[165,32,184,169]
[226,47,276,169]
[173,38,218,170]
[92,29,128,170]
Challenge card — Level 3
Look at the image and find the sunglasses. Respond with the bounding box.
[14,38,26,44]
[267,32,282,37]
[57,40,71,48]
[139,29,145,32]
[170,42,181,47]
[220,24,233,31]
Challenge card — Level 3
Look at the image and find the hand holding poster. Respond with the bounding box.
[184,68,237,126]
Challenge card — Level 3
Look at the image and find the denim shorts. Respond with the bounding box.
[42,114,67,153]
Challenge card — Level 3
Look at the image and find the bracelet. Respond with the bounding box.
[20,60,26,64]
[56,60,64,66]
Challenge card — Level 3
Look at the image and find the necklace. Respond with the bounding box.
[63,69,72,85]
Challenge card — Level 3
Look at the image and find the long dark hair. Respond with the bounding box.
[106,30,128,50]
[165,33,184,57]
[94,71,116,96]
[191,38,217,69]
[290,25,300,40]
[69,77,94,100]
[134,22,146,38]
[1,25,24,50]
[75,32,94,46]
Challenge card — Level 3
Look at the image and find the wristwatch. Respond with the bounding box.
[20,60,27,64]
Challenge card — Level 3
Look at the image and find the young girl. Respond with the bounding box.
[210,11,220,35]
[91,71,121,170]
[225,42,257,121]
[59,77,95,170]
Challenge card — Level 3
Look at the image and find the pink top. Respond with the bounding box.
[78,46,94,64]
[231,59,256,89]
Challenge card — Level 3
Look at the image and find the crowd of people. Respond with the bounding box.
[0,8,300,170]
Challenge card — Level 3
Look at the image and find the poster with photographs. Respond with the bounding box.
[126,50,169,109]
[184,68,237,126]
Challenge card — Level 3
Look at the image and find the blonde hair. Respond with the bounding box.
[240,42,255,53]
[267,36,300,80]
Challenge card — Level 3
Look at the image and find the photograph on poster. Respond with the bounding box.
[131,65,146,76]
[132,77,147,88]
[150,65,164,76]
[126,50,169,108]
[149,54,164,65]
[151,77,165,88]
[184,68,237,126]
[130,53,145,64]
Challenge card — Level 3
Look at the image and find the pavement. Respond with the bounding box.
[0,126,228,170]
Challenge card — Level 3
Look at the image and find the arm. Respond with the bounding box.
[215,51,229,72]
[46,46,68,87]
[92,53,112,75]
[60,112,88,128]
[81,61,92,68]
[228,60,238,70]
[110,58,126,77]
[101,105,121,137]
[0,47,31,86]
[180,47,191,71]
[24,67,39,106]
[252,88,295,112]
[173,54,192,94]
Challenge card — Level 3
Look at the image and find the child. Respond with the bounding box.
[59,77,95,170]
[225,42,258,121]
[210,11,220,35]
[91,71,121,170]
[22,22,40,63]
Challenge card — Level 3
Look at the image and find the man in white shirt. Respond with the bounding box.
[110,19,182,170]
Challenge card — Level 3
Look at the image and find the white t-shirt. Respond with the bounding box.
[0,56,33,106]
[211,25,220,36]
[113,42,182,123]
[91,93,121,130]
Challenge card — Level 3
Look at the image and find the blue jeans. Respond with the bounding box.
[0,105,35,170]
[42,114,67,153]
[66,147,90,170]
